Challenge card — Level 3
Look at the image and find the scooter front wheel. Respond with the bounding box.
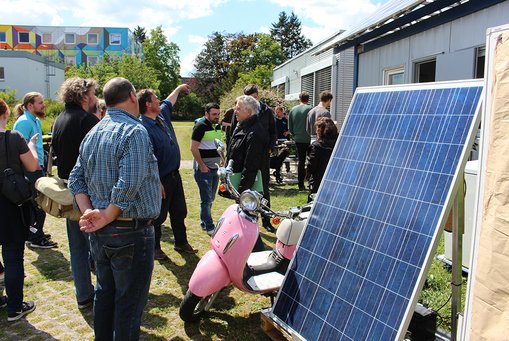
[179,289,220,322]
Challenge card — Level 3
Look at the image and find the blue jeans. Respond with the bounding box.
[2,240,25,314]
[66,219,94,303]
[89,224,154,341]
[194,168,219,231]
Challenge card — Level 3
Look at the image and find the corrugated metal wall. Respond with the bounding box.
[334,47,355,129]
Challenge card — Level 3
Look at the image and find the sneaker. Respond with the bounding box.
[28,238,58,249]
[44,234,52,239]
[77,297,94,310]
[174,243,198,254]
[0,296,6,308]
[154,248,168,260]
[206,229,215,236]
[7,301,36,321]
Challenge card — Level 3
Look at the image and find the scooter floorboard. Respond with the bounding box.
[247,250,273,267]
[247,272,285,292]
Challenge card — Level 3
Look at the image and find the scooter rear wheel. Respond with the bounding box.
[179,289,220,322]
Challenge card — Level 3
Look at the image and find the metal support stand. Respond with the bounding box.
[451,174,465,341]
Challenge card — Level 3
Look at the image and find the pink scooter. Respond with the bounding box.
[179,141,310,322]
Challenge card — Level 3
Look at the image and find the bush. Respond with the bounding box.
[0,88,17,106]
[219,85,289,115]
[44,99,64,119]
[172,92,205,121]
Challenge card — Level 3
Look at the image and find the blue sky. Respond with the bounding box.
[1,0,387,76]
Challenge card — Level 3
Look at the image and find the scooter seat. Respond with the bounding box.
[276,219,306,245]
[247,272,285,292]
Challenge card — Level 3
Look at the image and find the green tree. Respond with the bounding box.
[172,92,204,121]
[65,55,160,95]
[143,26,180,97]
[241,33,285,71]
[234,65,274,90]
[133,25,147,44]
[270,11,312,60]
[193,32,236,103]
[193,32,284,103]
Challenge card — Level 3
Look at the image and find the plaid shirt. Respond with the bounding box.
[69,107,161,219]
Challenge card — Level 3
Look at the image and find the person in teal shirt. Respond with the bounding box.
[13,93,45,168]
[12,92,57,249]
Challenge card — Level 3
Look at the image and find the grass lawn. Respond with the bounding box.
[0,121,464,339]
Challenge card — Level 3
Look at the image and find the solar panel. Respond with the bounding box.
[269,80,483,340]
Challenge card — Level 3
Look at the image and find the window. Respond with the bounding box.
[19,32,30,43]
[87,33,98,45]
[109,33,121,45]
[0,32,6,42]
[301,73,314,105]
[384,66,405,85]
[65,56,76,65]
[414,59,436,83]
[314,66,332,105]
[65,33,76,44]
[87,56,98,67]
[0,67,5,81]
[475,46,485,79]
[42,33,52,44]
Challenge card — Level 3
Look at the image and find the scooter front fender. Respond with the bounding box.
[188,250,231,297]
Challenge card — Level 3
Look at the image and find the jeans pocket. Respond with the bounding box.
[103,243,135,271]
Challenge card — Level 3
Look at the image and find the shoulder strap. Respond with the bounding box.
[47,144,54,176]
[4,130,11,165]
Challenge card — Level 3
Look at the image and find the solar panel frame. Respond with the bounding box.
[267,80,483,341]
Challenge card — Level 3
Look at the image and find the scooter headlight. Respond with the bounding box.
[239,190,260,212]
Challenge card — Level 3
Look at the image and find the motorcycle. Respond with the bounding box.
[179,140,311,322]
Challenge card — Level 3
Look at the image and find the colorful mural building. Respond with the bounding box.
[0,25,142,67]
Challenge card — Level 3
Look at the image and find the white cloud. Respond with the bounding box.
[180,35,208,76]
[268,0,383,44]
[1,0,68,26]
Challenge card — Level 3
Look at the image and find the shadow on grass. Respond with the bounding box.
[157,229,201,296]
[30,248,72,281]
[183,311,267,340]
[269,185,302,197]
[0,320,59,340]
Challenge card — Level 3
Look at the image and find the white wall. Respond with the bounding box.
[357,1,509,86]
[0,56,64,100]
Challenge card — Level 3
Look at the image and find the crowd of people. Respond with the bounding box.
[0,76,339,338]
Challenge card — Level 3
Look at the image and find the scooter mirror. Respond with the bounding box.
[215,139,225,161]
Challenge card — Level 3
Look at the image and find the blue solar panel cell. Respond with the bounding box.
[270,82,483,340]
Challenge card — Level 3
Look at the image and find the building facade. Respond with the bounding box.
[271,31,355,127]
[0,50,64,100]
[0,25,141,67]
[272,0,509,131]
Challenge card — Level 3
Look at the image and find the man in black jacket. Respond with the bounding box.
[227,95,268,251]
[52,76,99,309]
[229,84,276,231]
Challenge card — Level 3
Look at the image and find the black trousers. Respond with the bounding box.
[25,169,46,242]
[154,171,189,249]
[260,152,272,230]
[295,142,310,188]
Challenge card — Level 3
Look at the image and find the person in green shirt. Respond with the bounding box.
[288,91,312,191]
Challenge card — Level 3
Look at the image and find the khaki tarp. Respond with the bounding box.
[470,32,509,340]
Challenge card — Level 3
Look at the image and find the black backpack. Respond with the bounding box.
[0,131,34,205]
